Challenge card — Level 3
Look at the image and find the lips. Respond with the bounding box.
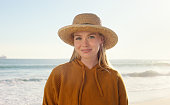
[81,49,92,53]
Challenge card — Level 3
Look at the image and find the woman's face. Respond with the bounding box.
[74,31,103,60]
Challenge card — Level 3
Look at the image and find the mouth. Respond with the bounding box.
[81,49,92,53]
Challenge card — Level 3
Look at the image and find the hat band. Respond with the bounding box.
[80,23,94,25]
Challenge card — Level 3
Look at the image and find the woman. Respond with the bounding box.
[43,13,128,105]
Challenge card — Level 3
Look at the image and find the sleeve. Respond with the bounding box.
[43,68,61,105]
[117,73,128,105]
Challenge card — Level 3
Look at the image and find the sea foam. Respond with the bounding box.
[122,70,170,77]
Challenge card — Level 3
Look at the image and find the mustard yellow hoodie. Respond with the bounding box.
[43,59,128,105]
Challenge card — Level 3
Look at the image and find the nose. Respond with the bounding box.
[82,38,89,47]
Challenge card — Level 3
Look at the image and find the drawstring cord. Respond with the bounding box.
[94,69,104,96]
[79,66,86,105]
[76,59,106,105]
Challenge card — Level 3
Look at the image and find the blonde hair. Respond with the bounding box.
[70,33,109,68]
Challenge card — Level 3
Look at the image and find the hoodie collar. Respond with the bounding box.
[73,58,104,99]
[73,58,101,71]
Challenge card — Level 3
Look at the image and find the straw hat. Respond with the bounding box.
[58,13,118,49]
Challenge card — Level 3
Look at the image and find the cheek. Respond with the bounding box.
[91,40,101,48]
[74,41,81,49]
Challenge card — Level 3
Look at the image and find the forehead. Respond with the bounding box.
[74,31,99,36]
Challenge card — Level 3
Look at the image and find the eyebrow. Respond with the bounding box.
[88,33,97,36]
[74,35,81,36]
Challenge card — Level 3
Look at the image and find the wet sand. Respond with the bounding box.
[131,97,170,105]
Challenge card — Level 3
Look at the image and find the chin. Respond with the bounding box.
[81,54,96,60]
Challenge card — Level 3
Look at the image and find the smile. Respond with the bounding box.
[81,49,92,53]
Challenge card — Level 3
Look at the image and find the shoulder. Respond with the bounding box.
[105,67,122,78]
[105,67,126,86]
[105,66,118,74]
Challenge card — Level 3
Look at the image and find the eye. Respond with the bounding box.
[89,35,95,39]
[75,37,82,40]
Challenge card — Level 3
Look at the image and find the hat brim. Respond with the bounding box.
[58,24,118,49]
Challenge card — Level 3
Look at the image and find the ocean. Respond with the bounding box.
[0,59,170,105]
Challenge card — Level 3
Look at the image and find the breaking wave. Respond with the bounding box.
[0,78,45,83]
[0,64,56,70]
[122,70,170,77]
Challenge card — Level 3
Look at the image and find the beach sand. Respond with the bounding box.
[131,97,170,105]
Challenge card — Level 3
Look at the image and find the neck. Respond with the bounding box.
[81,57,98,69]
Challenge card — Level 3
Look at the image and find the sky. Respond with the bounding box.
[0,0,170,59]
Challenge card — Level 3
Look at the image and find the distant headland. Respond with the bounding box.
[0,55,7,59]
